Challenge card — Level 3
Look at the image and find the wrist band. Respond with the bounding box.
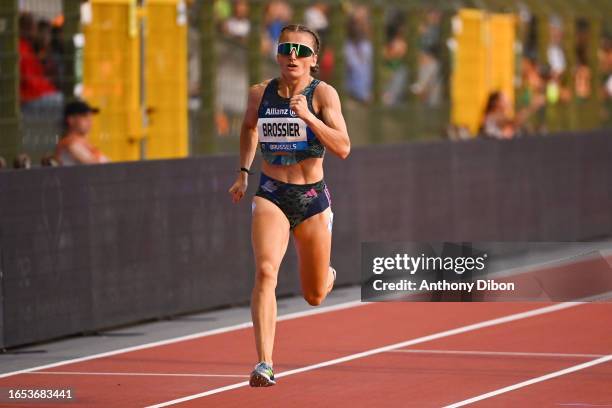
[239,167,254,175]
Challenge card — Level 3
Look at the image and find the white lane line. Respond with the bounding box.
[0,299,366,379]
[25,371,248,378]
[388,349,606,359]
[443,354,612,408]
[145,302,581,407]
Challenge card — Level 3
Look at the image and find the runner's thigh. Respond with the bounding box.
[251,196,291,282]
[292,207,333,293]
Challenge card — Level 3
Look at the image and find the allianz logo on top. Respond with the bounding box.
[265,108,297,117]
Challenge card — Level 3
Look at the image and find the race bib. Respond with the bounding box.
[257,117,308,152]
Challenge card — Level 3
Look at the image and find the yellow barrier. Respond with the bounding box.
[452,9,516,135]
[146,0,188,159]
[82,0,141,161]
[82,0,187,161]
[489,13,515,113]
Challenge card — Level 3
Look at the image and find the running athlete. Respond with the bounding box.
[228,24,350,387]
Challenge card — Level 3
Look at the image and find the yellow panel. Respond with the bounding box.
[451,10,516,135]
[452,9,488,135]
[144,0,188,159]
[83,0,142,161]
[489,14,516,114]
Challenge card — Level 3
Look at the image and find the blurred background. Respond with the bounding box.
[1,0,611,166]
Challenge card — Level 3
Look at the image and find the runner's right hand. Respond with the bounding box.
[228,175,248,203]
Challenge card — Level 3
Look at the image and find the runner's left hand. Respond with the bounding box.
[290,95,313,121]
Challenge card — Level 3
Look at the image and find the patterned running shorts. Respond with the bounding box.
[254,172,332,230]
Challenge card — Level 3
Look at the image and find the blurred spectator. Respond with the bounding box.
[35,21,54,75]
[518,57,544,106]
[344,6,372,102]
[187,1,202,98]
[0,156,7,169]
[34,19,65,91]
[304,3,329,34]
[480,91,545,139]
[573,18,595,102]
[305,3,331,81]
[383,14,408,106]
[410,49,441,107]
[410,10,442,107]
[41,153,59,167]
[575,48,592,100]
[481,92,513,139]
[522,16,539,64]
[13,154,32,169]
[35,19,66,91]
[547,16,566,78]
[55,100,110,165]
[263,1,292,57]
[516,56,549,133]
[19,12,63,114]
[222,0,250,43]
[419,9,441,57]
[545,16,566,105]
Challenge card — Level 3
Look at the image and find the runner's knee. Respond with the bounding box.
[255,262,278,288]
[303,288,327,306]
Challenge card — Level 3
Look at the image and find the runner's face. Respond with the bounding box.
[277,31,317,79]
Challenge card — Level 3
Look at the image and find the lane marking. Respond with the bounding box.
[443,354,612,408]
[26,371,248,378]
[388,349,606,359]
[146,302,581,407]
[0,299,366,379]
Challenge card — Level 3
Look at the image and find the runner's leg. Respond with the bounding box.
[251,196,290,365]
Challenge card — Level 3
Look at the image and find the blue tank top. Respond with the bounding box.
[256,78,325,166]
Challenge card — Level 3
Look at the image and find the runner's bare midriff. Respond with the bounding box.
[261,156,324,184]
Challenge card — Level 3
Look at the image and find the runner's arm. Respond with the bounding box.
[303,83,350,159]
[239,83,266,174]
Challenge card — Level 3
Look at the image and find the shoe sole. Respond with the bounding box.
[249,371,276,387]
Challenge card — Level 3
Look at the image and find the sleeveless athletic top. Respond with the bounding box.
[256,77,325,166]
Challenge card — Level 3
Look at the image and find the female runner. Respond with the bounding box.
[228,24,350,387]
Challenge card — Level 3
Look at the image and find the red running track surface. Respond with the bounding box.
[1,302,610,407]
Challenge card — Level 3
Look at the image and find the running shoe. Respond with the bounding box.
[249,362,276,387]
[329,265,336,291]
